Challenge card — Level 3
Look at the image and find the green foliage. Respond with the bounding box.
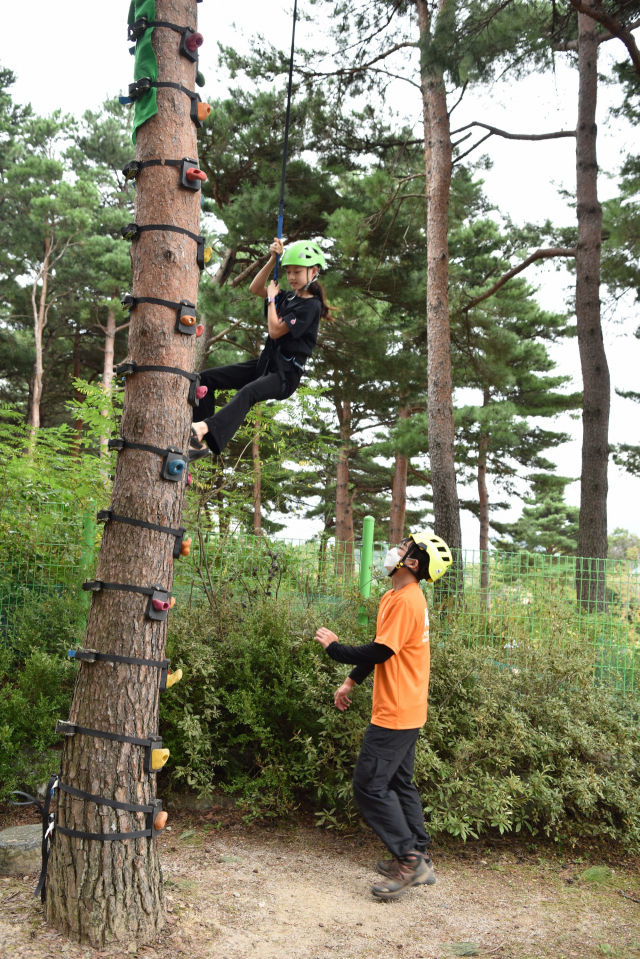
[0,590,84,800]
[608,528,640,562]
[160,591,640,848]
[493,474,580,555]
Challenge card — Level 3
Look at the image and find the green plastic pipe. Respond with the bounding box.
[358,515,375,625]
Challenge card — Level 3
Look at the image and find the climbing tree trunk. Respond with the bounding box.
[335,400,354,576]
[417,0,462,559]
[26,233,50,432]
[389,407,410,544]
[575,8,609,611]
[252,424,262,534]
[46,0,202,947]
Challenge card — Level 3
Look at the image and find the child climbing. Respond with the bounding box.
[191,238,329,454]
[314,532,453,901]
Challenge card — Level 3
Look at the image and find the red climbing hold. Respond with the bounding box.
[196,386,208,400]
[152,598,170,612]
[186,32,204,52]
[195,324,205,337]
[186,166,207,182]
[187,472,193,486]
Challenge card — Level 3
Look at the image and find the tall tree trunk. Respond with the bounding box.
[46,0,201,946]
[26,233,50,431]
[252,424,262,535]
[417,0,462,558]
[100,306,117,459]
[335,400,354,575]
[477,394,490,594]
[575,7,609,611]
[389,406,410,544]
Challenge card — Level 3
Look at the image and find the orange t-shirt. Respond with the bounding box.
[371,582,430,730]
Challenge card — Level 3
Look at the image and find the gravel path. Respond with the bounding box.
[1,820,639,958]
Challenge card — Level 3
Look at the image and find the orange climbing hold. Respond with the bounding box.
[154,811,169,831]
[180,537,192,557]
[197,102,211,121]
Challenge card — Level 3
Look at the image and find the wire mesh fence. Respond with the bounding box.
[1,502,638,699]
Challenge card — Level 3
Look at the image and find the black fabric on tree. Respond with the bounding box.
[119,223,205,270]
[69,646,172,690]
[120,295,198,336]
[97,508,186,559]
[122,158,182,180]
[107,438,188,483]
[81,579,171,622]
[55,722,163,775]
[10,774,58,901]
[115,361,202,407]
[126,79,206,129]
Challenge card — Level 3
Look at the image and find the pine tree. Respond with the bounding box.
[493,474,580,555]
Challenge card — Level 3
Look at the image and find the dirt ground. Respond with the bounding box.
[1,802,640,959]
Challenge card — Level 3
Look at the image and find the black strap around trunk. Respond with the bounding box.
[116,362,197,383]
[136,223,201,243]
[58,783,153,814]
[82,581,157,599]
[130,79,198,101]
[71,648,169,670]
[108,438,185,458]
[56,825,150,841]
[97,508,184,540]
[126,295,183,310]
[55,721,159,748]
[122,158,182,180]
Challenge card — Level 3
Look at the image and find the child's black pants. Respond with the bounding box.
[352,723,431,859]
[193,358,299,453]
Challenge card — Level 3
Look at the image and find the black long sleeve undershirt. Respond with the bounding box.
[325,641,394,685]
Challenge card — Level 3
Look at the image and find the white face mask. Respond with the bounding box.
[383,547,402,576]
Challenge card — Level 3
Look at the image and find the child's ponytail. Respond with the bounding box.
[307,280,335,321]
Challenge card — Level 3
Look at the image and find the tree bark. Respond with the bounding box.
[26,232,50,431]
[417,0,462,557]
[575,7,609,611]
[46,0,201,946]
[389,406,410,544]
[335,400,354,575]
[252,424,262,535]
[477,393,490,594]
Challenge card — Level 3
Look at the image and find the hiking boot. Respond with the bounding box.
[377,851,436,886]
[371,851,429,900]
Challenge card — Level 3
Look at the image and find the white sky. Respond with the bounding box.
[1,1,638,548]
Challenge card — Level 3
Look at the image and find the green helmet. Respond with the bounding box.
[403,531,453,583]
[280,240,326,270]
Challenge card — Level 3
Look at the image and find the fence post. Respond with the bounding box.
[358,515,375,625]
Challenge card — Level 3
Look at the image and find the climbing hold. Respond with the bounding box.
[176,300,198,335]
[203,247,213,263]
[195,325,205,337]
[167,459,186,476]
[152,598,170,612]
[196,71,205,88]
[151,748,170,771]
[186,32,203,52]
[180,313,196,326]
[154,811,169,831]
[187,472,193,486]
[166,669,183,689]
[197,102,211,122]
[195,386,208,400]
[180,537,193,557]
[169,597,176,609]
[186,167,207,183]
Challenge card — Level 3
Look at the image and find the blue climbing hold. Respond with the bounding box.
[67,650,76,658]
[167,459,186,476]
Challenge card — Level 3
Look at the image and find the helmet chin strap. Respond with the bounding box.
[303,267,318,291]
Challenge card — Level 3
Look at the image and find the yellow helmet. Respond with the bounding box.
[405,531,453,583]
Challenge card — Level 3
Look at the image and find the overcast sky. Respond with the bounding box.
[1,1,638,548]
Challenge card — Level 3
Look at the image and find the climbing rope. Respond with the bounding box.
[274,0,298,283]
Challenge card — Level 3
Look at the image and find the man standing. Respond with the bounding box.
[314,531,452,900]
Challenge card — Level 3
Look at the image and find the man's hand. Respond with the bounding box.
[334,678,355,712]
[314,627,339,650]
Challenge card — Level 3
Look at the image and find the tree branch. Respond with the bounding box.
[462,248,577,312]
[568,1,640,75]
[300,42,418,82]
[207,318,244,347]
[450,120,577,141]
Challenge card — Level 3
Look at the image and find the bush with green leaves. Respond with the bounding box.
[162,589,640,849]
[0,590,83,799]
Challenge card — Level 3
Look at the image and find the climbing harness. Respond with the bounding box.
[55,721,166,774]
[97,508,187,559]
[120,78,210,126]
[120,222,206,270]
[82,580,172,621]
[121,293,199,336]
[273,0,298,283]
[115,361,207,407]
[107,437,188,481]
[122,157,207,191]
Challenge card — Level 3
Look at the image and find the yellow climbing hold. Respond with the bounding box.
[166,668,183,689]
[151,748,170,771]
[203,247,212,263]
